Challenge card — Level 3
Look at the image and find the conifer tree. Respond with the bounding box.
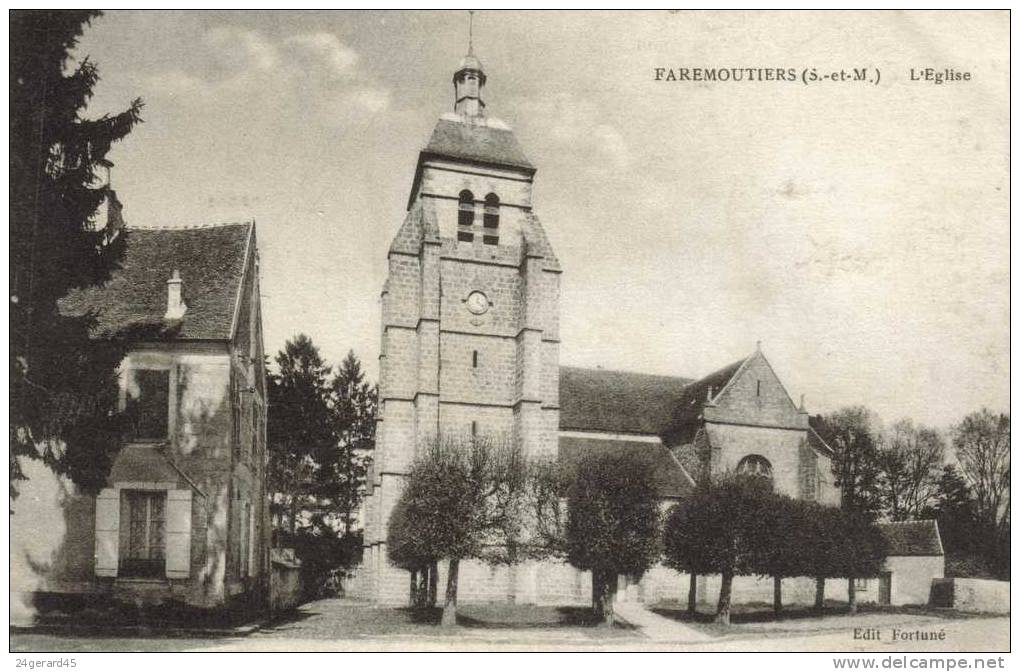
[10,10,143,501]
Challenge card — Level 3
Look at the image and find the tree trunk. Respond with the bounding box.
[598,571,618,627]
[417,569,429,608]
[289,497,297,535]
[716,571,733,625]
[773,575,783,617]
[815,576,825,611]
[409,570,418,607]
[441,558,460,627]
[848,577,857,615]
[591,569,603,619]
[687,573,698,615]
[428,561,438,607]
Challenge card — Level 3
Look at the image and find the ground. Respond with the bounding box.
[10,598,1009,652]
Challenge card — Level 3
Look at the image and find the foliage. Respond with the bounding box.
[876,419,945,521]
[565,451,661,626]
[812,406,883,517]
[328,350,377,535]
[267,335,335,534]
[10,10,143,502]
[661,473,773,624]
[392,434,531,625]
[277,519,361,599]
[952,410,1010,537]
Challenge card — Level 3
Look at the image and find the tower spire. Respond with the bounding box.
[468,10,474,54]
[453,12,486,117]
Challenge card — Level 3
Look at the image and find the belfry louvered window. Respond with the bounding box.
[483,193,499,245]
[458,190,475,242]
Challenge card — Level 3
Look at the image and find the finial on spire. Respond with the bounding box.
[468,10,474,55]
[756,340,762,352]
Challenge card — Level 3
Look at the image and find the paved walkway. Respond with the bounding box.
[614,601,714,642]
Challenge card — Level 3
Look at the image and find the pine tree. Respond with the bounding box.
[330,350,377,538]
[267,335,335,535]
[10,11,143,501]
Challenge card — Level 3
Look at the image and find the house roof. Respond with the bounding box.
[668,355,750,431]
[559,366,693,435]
[58,222,253,341]
[878,520,944,557]
[422,117,534,171]
[558,435,694,499]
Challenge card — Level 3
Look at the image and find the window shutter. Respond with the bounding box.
[94,488,120,577]
[165,489,192,579]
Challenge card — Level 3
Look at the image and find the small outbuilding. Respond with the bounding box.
[873,520,945,606]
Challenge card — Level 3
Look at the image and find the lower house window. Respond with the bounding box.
[119,490,167,578]
[457,230,474,243]
[854,577,870,591]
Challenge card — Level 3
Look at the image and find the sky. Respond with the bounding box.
[74,10,1009,428]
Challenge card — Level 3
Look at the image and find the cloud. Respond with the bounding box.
[518,92,632,170]
[146,26,389,123]
[284,32,358,78]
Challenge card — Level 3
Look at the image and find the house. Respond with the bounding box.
[10,209,269,615]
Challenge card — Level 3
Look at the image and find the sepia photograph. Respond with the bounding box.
[8,8,1010,658]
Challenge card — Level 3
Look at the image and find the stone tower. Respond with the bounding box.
[357,46,561,604]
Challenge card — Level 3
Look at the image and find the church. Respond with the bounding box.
[351,45,844,606]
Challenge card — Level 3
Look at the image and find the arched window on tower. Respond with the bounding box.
[458,190,474,242]
[483,193,499,245]
[736,454,773,480]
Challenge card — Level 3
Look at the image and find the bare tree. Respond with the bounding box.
[953,410,1010,538]
[877,419,945,521]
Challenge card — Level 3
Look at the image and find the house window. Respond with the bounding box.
[119,490,166,578]
[736,454,773,480]
[757,380,761,396]
[855,577,870,591]
[472,350,479,369]
[125,369,170,441]
[458,189,475,228]
[483,194,499,245]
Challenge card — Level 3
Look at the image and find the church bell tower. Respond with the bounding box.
[358,36,561,605]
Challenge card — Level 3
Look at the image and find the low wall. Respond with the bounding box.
[269,549,302,612]
[932,578,1009,614]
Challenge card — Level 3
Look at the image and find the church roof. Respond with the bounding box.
[668,355,751,431]
[558,435,695,499]
[878,520,944,557]
[58,222,253,341]
[422,117,534,172]
[559,366,693,435]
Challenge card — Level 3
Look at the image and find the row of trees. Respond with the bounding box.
[663,478,886,624]
[817,407,1010,578]
[386,436,888,627]
[267,334,376,596]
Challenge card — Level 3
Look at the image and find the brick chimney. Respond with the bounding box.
[165,270,186,320]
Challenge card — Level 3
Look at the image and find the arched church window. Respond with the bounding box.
[483,193,499,245]
[458,190,475,232]
[736,454,773,480]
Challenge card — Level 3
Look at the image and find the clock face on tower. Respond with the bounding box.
[465,291,490,315]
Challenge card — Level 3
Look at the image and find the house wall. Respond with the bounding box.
[11,336,268,612]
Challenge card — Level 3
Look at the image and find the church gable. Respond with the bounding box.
[705,350,807,430]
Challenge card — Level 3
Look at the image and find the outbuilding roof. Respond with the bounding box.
[58,222,253,341]
[878,520,944,557]
[558,435,695,499]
